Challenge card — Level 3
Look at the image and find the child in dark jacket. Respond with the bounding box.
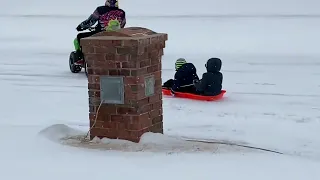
[193,58,223,96]
[162,58,199,94]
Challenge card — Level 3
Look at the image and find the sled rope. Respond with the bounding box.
[182,138,284,154]
[82,100,103,142]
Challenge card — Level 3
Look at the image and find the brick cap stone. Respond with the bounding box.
[83,33,167,41]
[93,27,157,38]
[80,27,168,46]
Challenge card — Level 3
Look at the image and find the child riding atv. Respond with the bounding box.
[73,0,126,64]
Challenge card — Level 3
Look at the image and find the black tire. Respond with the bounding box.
[69,51,81,73]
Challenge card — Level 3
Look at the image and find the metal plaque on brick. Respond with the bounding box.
[100,76,124,104]
[144,75,155,97]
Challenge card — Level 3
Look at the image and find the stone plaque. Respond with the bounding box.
[100,76,124,104]
[144,75,155,97]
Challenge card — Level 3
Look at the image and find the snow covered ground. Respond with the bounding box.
[1,0,320,179]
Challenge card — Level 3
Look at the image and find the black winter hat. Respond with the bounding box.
[205,58,222,72]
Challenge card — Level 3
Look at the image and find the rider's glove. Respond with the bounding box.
[76,25,83,31]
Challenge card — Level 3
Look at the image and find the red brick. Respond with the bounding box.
[95,46,116,54]
[124,92,138,101]
[140,59,151,68]
[149,50,160,58]
[130,68,148,76]
[99,60,116,68]
[110,115,124,122]
[130,97,149,107]
[159,41,165,49]
[117,107,138,114]
[123,39,139,47]
[149,109,160,119]
[86,68,93,75]
[152,101,162,110]
[150,36,159,44]
[112,40,123,46]
[88,75,100,84]
[100,105,117,114]
[85,54,105,62]
[148,95,159,103]
[155,79,162,87]
[131,113,150,123]
[123,116,132,121]
[152,115,163,124]
[130,52,148,61]
[138,104,152,113]
[108,69,119,75]
[150,56,160,65]
[147,64,160,73]
[91,128,118,139]
[80,39,100,46]
[105,54,116,60]
[136,90,146,100]
[117,122,126,130]
[116,47,129,55]
[116,62,121,68]
[102,122,117,129]
[115,54,129,61]
[122,61,137,68]
[129,84,138,93]
[89,127,105,137]
[95,39,112,46]
[154,71,161,79]
[149,122,163,133]
[138,38,150,46]
[82,46,94,53]
[124,76,144,85]
[101,114,111,122]
[92,68,109,75]
[139,51,149,60]
[88,83,100,90]
[119,69,131,76]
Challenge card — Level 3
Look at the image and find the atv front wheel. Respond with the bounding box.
[69,51,81,73]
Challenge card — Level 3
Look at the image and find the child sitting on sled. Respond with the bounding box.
[162,58,199,94]
[193,58,223,96]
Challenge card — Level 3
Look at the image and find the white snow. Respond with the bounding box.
[1,0,320,179]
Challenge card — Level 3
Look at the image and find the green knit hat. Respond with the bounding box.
[175,58,187,70]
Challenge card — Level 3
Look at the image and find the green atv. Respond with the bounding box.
[69,19,121,77]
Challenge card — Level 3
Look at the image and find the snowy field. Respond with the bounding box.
[1,0,320,179]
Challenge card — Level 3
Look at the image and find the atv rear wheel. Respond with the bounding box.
[69,51,82,73]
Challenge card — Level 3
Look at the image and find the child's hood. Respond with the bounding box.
[206,58,222,72]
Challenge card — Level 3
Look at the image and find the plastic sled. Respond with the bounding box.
[162,88,226,101]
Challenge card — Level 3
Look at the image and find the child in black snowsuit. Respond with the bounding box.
[162,58,199,94]
[193,58,223,96]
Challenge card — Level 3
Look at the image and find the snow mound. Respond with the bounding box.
[39,124,257,154]
[38,124,84,142]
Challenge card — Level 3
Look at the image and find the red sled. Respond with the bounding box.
[162,88,226,101]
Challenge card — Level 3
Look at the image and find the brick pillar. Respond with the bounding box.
[80,27,168,143]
